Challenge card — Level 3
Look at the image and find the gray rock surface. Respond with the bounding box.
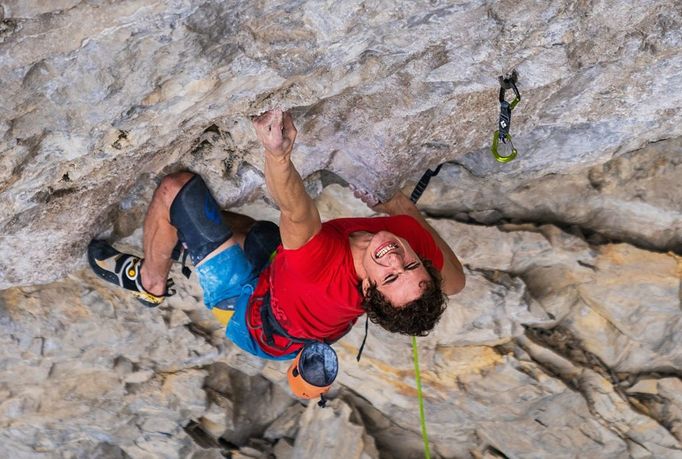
[1,0,682,288]
[1,1,681,458]
[418,137,682,252]
[1,185,681,458]
[292,399,379,459]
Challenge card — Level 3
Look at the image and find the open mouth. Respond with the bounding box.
[374,241,399,259]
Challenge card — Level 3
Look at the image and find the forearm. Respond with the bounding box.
[264,152,317,222]
[253,110,321,249]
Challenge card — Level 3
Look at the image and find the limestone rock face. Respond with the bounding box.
[1,185,681,458]
[418,137,682,253]
[1,1,682,458]
[1,0,682,288]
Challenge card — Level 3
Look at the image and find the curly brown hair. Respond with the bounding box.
[360,258,447,336]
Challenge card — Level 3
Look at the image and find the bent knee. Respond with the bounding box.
[156,172,195,208]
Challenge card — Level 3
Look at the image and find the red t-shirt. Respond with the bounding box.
[247,215,444,357]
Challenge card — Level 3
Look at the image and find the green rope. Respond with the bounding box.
[412,336,431,459]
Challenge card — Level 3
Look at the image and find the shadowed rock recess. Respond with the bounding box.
[0,1,681,458]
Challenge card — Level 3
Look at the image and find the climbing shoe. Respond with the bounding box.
[87,240,175,307]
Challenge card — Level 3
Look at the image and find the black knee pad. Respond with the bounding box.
[244,220,281,273]
[169,175,233,264]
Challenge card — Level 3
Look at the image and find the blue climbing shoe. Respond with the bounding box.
[87,240,174,307]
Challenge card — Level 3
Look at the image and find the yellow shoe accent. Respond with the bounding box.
[211,308,234,327]
[134,291,164,306]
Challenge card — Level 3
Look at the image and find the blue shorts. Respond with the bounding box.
[196,245,295,361]
[169,174,295,360]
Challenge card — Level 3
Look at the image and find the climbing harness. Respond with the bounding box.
[244,265,344,407]
[491,71,521,163]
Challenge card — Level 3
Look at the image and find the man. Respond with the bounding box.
[88,109,465,360]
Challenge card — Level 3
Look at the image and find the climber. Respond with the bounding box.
[88,109,465,361]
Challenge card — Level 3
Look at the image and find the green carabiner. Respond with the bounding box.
[491,72,521,163]
[491,130,518,163]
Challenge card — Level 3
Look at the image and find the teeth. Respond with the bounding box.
[376,243,399,258]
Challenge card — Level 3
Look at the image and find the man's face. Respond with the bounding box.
[362,231,431,307]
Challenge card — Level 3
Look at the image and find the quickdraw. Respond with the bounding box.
[412,72,522,202]
[491,70,521,163]
[370,74,525,457]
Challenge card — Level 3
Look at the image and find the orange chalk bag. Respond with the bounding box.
[287,342,338,407]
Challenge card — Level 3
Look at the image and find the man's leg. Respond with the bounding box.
[139,175,257,295]
[88,172,217,306]
[89,171,269,313]
[139,172,193,296]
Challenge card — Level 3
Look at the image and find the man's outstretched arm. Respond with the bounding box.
[253,109,321,250]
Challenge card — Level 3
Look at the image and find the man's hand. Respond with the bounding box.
[350,184,382,209]
[370,191,414,215]
[253,109,297,157]
[351,186,414,215]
